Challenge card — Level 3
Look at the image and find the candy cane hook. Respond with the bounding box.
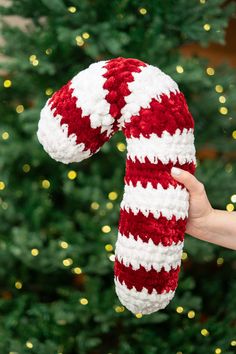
[37,57,196,315]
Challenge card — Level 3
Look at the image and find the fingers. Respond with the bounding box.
[171,167,204,195]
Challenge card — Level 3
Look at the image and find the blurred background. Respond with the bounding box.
[0,0,236,353]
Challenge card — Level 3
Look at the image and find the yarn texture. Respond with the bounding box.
[36,57,197,315]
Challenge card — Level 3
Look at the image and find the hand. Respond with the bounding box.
[171,167,214,241]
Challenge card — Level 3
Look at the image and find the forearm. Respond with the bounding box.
[195,209,236,250]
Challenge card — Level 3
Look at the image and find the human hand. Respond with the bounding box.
[170,167,214,241]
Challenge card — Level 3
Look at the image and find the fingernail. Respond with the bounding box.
[171,167,182,175]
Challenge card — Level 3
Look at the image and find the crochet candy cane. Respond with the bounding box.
[37,57,196,315]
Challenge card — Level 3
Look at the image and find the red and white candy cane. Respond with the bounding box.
[37,57,196,315]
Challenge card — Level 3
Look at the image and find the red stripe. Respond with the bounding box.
[48,58,147,153]
[118,208,186,246]
[123,91,194,138]
[48,81,110,154]
[102,57,146,131]
[114,258,180,294]
[124,158,196,189]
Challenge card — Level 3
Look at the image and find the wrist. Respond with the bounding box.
[200,207,216,242]
[186,207,216,242]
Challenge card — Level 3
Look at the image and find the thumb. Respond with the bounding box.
[170,167,204,195]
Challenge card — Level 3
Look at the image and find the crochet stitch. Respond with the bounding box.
[36,57,197,315]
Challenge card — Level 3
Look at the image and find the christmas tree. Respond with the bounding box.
[0,0,236,353]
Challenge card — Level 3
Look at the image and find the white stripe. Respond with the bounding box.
[37,102,92,164]
[117,64,179,129]
[126,127,196,165]
[120,180,189,220]
[114,277,175,315]
[70,60,115,136]
[115,232,183,272]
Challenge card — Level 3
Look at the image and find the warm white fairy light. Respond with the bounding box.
[23,164,30,173]
[67,170,77,180]
[68,6,77,13]
[41,179,50,189]
[176,306,184,314]
[16,104,24,113]
[108,191,118,200]
[102,225,111,233]
[201,328,210,336]
[176,65,184,74]
[116,142,126,152]
[3,79,12,88]
[206,67,215,75]
[2,131,9,140]
[31,248,39,256]
[203,23,211,31]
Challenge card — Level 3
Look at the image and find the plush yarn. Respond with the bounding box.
[37,57,196,315]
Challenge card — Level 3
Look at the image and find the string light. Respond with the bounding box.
[226,203,234,212]
[75,35,84,47]
[200,0,206,4]
[176,352,183,354]
[108,191,118,200]
[60,241,69,249]
[219,95,226,103]
[45,48,52,55]
[187,310,195,318]
[102,225,111,233]
[116,142,126,152]
[114,306,125,313]
[2,131,9,140]
[29,55,39,66]
[176,306,184,313]
[139,8,147,15]
[0,181,5,190]
[203,23,211,31]
[219,106,228,115]
[41,179,50,189]
[232,131,236,139]
[181,252,188,261]
[231,194,236,203]
[105,244,113,252]
[176,65,184,74]
[206,67,215,75]
[231,340,236,346]
[106,202,113,209]
[109,254,115,261]
[73,267,82,274]
[79,298,88,305]
[15,281,22,289]
[3,79,12,88]
[135,312,143,318]
[16,104,24,113]
[63,258,73,266]
[215,84,223,93]
[29,54,36,62]
[68,6,77,13]
[45,88,53,96]
[67,170,77,180]
[90,201,100,210]
[31,248,39,256]
[216,257,224,265]
[82,32,90,39]
[215,348,222,354]
[201,328,209,336]
[32,59,39,66]
[22,164,30,173]
[26,341,33,349]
